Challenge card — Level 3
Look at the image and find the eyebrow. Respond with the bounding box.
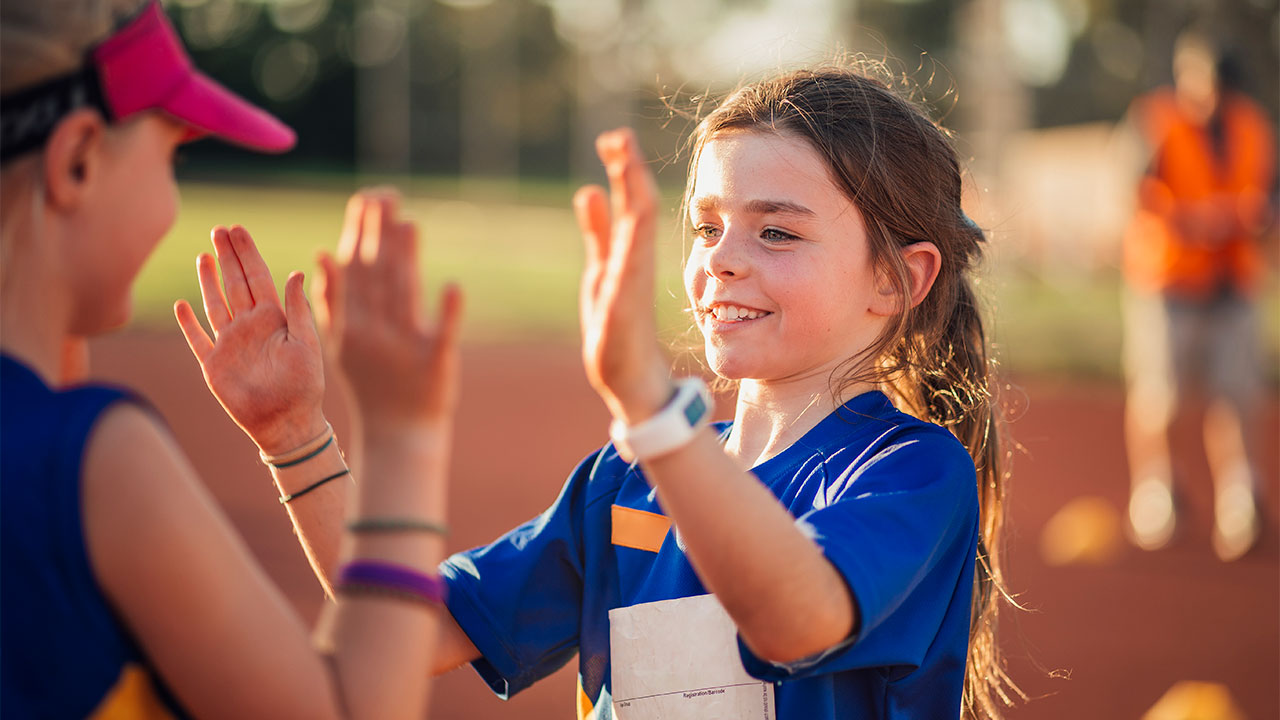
[692,196,817,218]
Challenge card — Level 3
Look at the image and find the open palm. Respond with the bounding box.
[175,226,328,456]
[574,129,671,425]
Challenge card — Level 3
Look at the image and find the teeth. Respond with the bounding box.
[709,304,767,322]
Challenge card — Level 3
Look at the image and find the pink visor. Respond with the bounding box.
[93,0,295,152]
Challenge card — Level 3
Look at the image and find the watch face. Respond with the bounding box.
[682,394,708,425]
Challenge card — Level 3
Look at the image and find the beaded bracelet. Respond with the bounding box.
[336,560,445,606]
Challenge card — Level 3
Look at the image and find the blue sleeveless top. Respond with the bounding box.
[1,353,186,718]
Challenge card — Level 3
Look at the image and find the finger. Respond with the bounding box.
[595,130,659,287]
[388,220,421,328]
[312,252,342,340]
[283,271,320,349]
[228,225,283,311]
[336,193,366,264]
[347,193,395,319]
[573,185,610,316]
[174,299,215,362]
[359,191,397,266]
[573,185,611,268]
[211,226,254,314]
[437,283,464,350]
[431,283,465,388]
[196,252,232,335]
[596,128,659,228]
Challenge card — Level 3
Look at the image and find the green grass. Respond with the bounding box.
[140,180,690,343]
[137,180,1279,380]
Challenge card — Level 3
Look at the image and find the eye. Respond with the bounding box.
[693,224,722,242]
[761,227,798,243]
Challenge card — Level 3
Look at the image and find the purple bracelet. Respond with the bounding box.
[337,560,445,605]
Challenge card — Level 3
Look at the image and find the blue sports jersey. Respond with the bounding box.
[442,390,979,720]
[1,354,187,718]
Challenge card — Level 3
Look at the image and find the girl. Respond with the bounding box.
[189,66,1015,719]
[1,1,463,717]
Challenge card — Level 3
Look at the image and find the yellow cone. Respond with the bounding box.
[1039,496,1122,566]
[1141,680,1247,720]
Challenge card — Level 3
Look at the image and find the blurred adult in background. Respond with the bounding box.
[1121,29,1275,561]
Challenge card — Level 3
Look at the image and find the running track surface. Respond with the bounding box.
[88,333,1279,720]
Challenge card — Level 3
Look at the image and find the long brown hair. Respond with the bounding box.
[683,64,1020,718]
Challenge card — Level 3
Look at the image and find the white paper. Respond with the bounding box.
[609,594,776,720]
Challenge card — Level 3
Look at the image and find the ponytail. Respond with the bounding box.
[855,251,1019,718]
[913,278,1021,719]
[830,185,1019,720]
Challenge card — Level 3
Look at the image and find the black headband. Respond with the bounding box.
[0,59,111,165]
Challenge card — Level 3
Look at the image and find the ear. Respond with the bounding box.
[42,109,106,211]
[869,241,942,316]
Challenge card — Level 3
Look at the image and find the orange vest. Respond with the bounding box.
[1123,89,1275,297]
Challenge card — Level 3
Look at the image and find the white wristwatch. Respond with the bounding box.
[609,377,713,462]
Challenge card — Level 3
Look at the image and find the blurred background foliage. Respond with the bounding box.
[146,0,1280,379]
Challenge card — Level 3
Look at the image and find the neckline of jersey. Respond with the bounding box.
[718,389,895,476]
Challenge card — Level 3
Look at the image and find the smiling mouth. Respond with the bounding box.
[703,304,772,323]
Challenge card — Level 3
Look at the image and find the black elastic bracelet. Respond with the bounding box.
[279,468,350,504]
[269,435,334,469]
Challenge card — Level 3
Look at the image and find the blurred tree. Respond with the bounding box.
[165,0,1276,181]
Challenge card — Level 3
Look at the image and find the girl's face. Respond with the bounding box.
[64,112,184,333]
[684,130,887,385]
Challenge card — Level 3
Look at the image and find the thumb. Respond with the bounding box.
[312,252,342,342]
[284,271,319,348]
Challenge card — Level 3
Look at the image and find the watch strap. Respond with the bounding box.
[609,377,712,462]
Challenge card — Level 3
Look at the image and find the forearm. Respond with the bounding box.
[265,425,351,596]
[641,430,856,664]
[264,420,481,671]
[321,426,449,719]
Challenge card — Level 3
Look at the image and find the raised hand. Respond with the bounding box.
[312,191,463,435]
[175,226,328,456]
[573,129,672,425]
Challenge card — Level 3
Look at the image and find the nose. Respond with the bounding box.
[703,229,750,280]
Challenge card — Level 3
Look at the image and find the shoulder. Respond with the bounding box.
[576,441,640,506]
[1,354,134,437]
[80,402,201,555]
[83,402,182,473]
[821,404,976,503]
[1224,93,1274,136]
[1,354,150,532]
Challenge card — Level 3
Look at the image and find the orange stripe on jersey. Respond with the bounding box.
[611,504,671,553]
[577,676,594,719]
[89,664,177,720]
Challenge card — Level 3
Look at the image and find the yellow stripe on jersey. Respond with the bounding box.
[611,504,671,553]
[577,676,594,719]
[89,664,177,720]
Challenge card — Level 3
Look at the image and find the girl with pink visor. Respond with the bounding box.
[1,1,459,717]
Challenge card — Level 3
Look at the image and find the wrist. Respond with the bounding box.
[255,413,331,459]
[603,370,673,427]
[360,419,453,465]
[609,377,712,462]
[253,415,330,458]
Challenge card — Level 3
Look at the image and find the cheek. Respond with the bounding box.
[683,254,705,305]
[131,173,178,259]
